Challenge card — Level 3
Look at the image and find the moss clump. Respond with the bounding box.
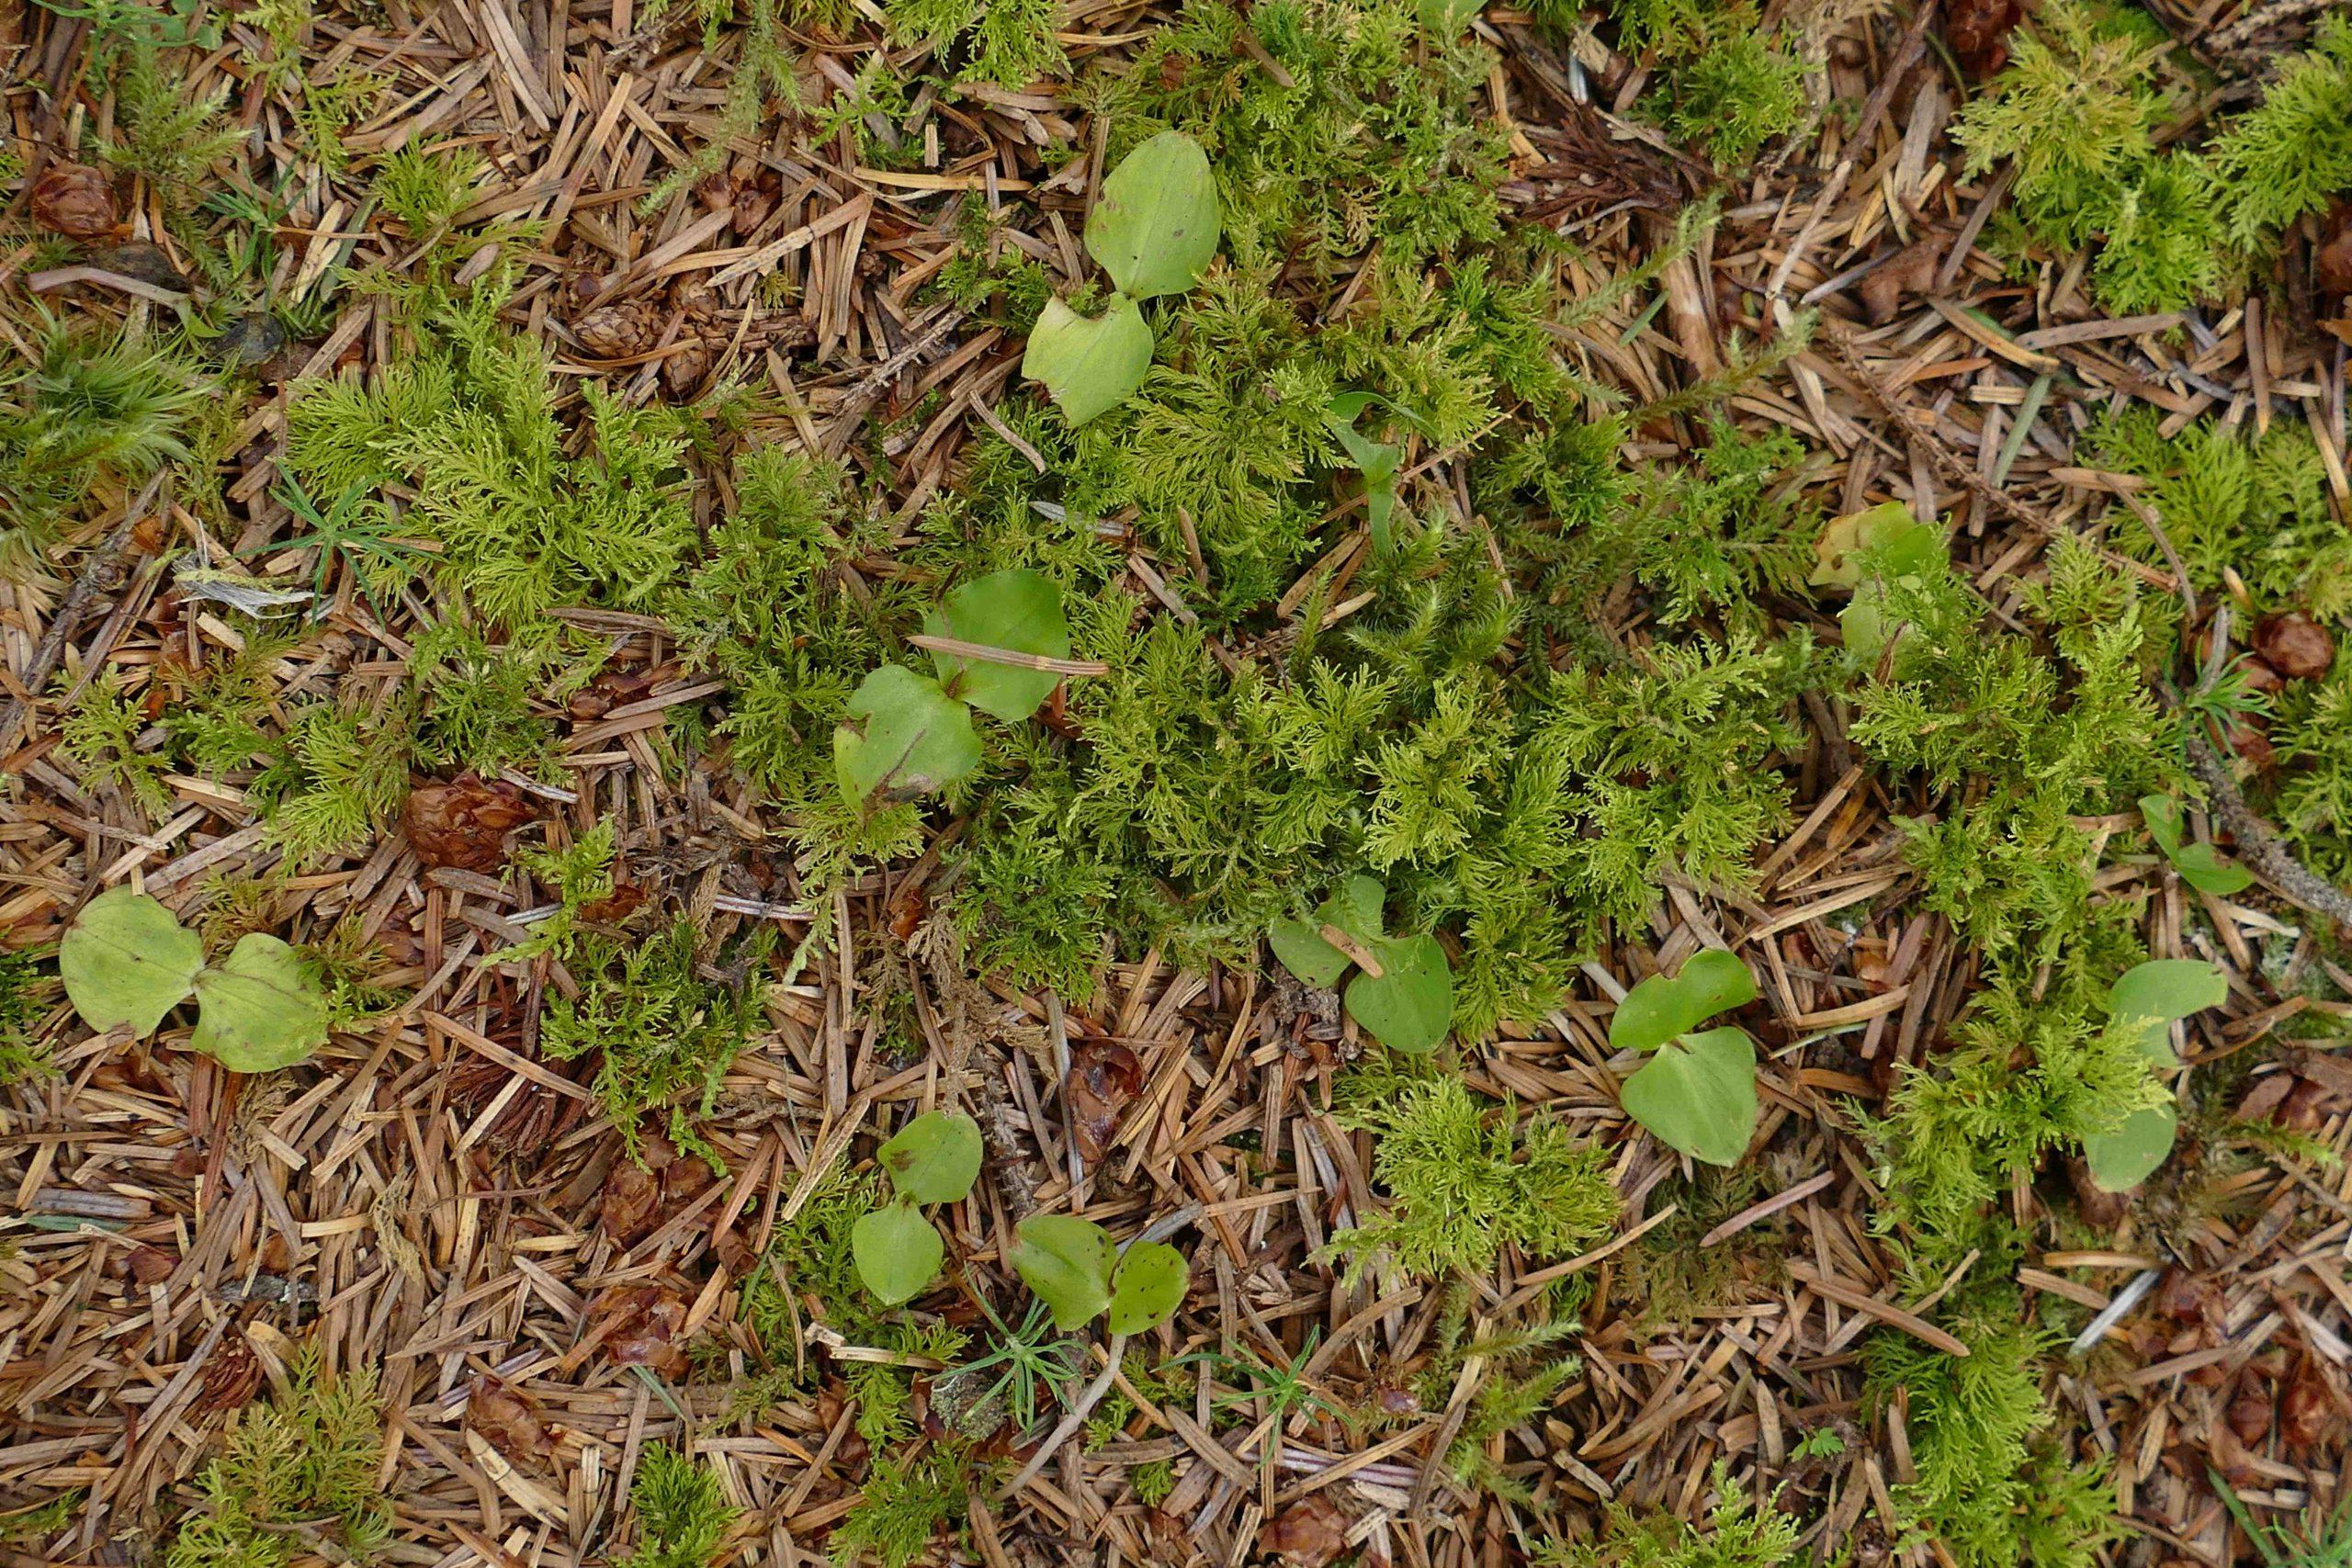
[1329,1073,1618,1282]
[1846,529,2175,964]
[1538,1461,1799,1568]
[164,1348,389,1568]
[616,1443,739,1568]
[1865,1297,2122,1568]
[1084,0,1512,269]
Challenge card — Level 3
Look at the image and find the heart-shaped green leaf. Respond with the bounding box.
[878,1110,983,1205]
[2083,1104,2178,1195]
[1811,502,1939,590]
[854,1201,945,1305]
[1610,949,1756,1055]
[1268,874,1385,989]
[834,665,982,804]
[1106,1240,1187,1333]
[2139,794,2254,896]
[189,933,331,1072]
[60,887,203,1036]
[1023,295,1154,427]
[927,568,1071,722]
[1084,131,1221,299]
[1344,932,1453,1055]
[1620,1025,1758,1167]
[2083,959,2227,1193]
[1010,1213,1114,1330]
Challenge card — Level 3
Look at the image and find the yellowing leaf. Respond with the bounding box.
[1023,295,1153,427]
[1084,131,1221,299]
[189,933,331,1073]
[59,887,203,1036]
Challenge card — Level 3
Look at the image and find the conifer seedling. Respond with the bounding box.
[853,1110,983,1305]
[1023,131,1221,426]
[59,888,330,1072]
[1269,874,1454,1054]
[1611,948,1759,1168]
[2082,959,2228,1192]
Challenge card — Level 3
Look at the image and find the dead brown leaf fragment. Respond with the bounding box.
[1065,1037,1144,1163]
[599,1133,714,1245]
[1945,0,2021,76]
[402,774,537,871]
[1260,1493,1351,1567]
[31,164,117,239]
[467,1373,555,1467]
[584,1283,690,1378]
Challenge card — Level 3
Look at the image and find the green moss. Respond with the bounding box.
[60,671,174,817]
[1084,0,1511,270]
[1329,1073,1618,1283]
[284,292,701,628]
[164,1348,389,1568]
[830,1450,969,1568]
[0,321,207,571]
[1860,953,2162,1269]
[1538,1461,1799,1568]
[538,917,771,1163]
[2089,408,2352,620]
[1657,28,1808,165]
[616,1443,738,1568]
[888,0,1065,86]
[1846,530,2174,962]
[1865,1297,2121,1568]
[2208,16,2352,249]
[0,947,53,1086]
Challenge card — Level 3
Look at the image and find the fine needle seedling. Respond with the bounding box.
[1267,874,1454,1055]
[1611,947,1760,1168]
[1021,131,1221,425]
[58,887,330,1072]
[852,1110,983,1305]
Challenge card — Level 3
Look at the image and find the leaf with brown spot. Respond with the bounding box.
[467,1373,555,1467]
[1066,1038,1143,1163]
[403,775,537,871]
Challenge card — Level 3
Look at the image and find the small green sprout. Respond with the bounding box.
[1009,1213,1188,1335]
[59,888,330,1072]
[1268,874,1454,1055]
[2081,958,2228,1192]
[1611,948,1760,1168]
[1022,131,1221,425]
[2139,794,2254,897]
[853,1111,983,1305]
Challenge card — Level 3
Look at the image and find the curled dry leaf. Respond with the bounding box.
[599,1133,714,1245]
[2254,612,2335,681]
[197,1332,265,1415]
[1944,0,2022,76]
[586,1283,690,1377]
[2318,201,2352,299]
[2281,1359,2338,1448]
[1860,235,1945,326]
[402,775,537,872]
[467,1373,555,1467]
[2226,1379,2272,1444]
[1066,1037,1144,1163]
[1259,1492,1351,1568]
[31,163,118,239]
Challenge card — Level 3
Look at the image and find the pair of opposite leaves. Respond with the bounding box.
[1267,874,1454,1055]
[58,887,331,1072]
[1023,131,1221,426]
[1611,947,2227,1183]
[852,1111,1185,1333]
[834,568,1069,803]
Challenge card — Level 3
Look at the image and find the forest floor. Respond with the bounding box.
[5,1,2352,1567]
